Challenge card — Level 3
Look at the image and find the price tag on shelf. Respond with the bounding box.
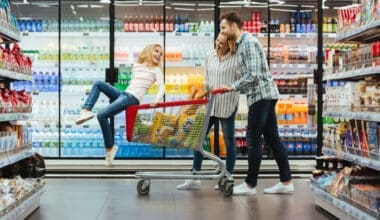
[175,32,182,36]
[159,33,164,36]
[205,33,211,37]
[22,32,29,36]
[82,32,90,36]
[83,125,89,128]
[65,125,72,128]
[191,33,198,37]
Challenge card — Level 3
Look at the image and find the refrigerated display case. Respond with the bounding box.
[9,0,330,163]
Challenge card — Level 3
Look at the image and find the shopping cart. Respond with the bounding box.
[125,88,234,196]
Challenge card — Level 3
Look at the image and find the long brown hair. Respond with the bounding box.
[137,44,162,67]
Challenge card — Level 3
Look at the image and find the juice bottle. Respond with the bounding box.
[293,102,300,124]
[276,99,286,125]
[284,99,294,125]
[188,72,196,95]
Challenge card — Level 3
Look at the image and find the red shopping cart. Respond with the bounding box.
[125,88,234,196]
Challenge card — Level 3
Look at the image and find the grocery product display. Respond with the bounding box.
[312,0,380,219]
[0,1,45,219]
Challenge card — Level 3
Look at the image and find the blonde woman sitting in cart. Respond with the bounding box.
[177,33,240,190]
[76,44,165,167]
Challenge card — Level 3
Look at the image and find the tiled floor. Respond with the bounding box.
[27,178,333,220]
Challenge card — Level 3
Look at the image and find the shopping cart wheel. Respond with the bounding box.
[223,182,233,197]
[137,180,150,196]
[218,177,227,190]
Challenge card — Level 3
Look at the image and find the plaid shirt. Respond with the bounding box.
[232,32,279,106]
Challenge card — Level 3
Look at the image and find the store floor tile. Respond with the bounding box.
[26,178,334,220]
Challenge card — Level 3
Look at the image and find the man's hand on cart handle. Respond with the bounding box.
[212,86,232,95]
[150,102,158,107]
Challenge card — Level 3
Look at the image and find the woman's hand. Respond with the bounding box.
[150,102,158,107]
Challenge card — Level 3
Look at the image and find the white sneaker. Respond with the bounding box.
[264,182,294,194]
[105,145,118,167]
[176,179,201,190]
[76,110,94,125]
[233,182,256,195]
[214,184,220,190]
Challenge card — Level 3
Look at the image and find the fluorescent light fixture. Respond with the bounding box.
[270,8,296,12]
[144,3,165,6]
[99,17,110,20]
[219,5,242,8]
[72,10,77,15]
[99,0,111,3]
[76,4,89,8]
[165,6,171,9]
[172,3,196,6]
[198,3,215,7]
[244,5,268,8]
[12,0,29,4]
[115,0,138,3]
[300,9,313,12]
[90,4,103,8]
[114,3,138,6]
[174,7,195,11]
[18,17,32,20]
[70,5,75,10]
[197,8,214,11]
[79,17,84,21]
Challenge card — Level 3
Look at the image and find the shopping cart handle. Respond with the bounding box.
[211,88,230,95]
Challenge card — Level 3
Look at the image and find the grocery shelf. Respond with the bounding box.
[0,145,33,169]
[0,183,45,220]
[251,33,336,39]
[0,69,33,81]
[322,147,380,171]
[272,73,313,79]
[279,94,307,99]
[270,64,317,69]
[310,183,377,220]
[21,31,214,38]
[278,124,310,129]
[336,19,380,43]
[323,111,380,122]
[323,66,380,81]
[0,25,20,42]
[0,113,31,122]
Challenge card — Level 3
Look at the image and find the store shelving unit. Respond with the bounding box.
[0,9,44,219]
[312,3,380,218]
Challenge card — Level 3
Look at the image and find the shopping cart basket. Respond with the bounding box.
[125,88,234,196]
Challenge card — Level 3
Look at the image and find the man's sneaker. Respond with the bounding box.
[264,182,294,194]
[233,182,256,195]
[105,145,118,167]
[176,179,201,190]
[214,184,220,190]
[76,110,94,125]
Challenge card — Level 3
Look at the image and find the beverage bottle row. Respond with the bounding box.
[165,72,204,94]
[39,46,109,63]
[62,68,105,85]
[18,19,112,32]
[276,98,308,125]
[123,15,214,33]
[273,77,308,94]
[32,71,59,92]
[270,45,316,64]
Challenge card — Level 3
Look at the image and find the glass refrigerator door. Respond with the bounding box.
[60,1,110,158]
[114,1,164,158]
[219,0,268,158]
[268,1,319,159]
[11,0,60,158]
[164,1,214,158]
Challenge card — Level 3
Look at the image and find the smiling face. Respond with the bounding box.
[220,19,236,40]
[215,34,229,55]
[151,46,163,65]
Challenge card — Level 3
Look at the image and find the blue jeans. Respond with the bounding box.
[245,99,291,187]
[193,109,237,173]
[82,81,139,148]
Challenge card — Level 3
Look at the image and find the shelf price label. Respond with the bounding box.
[175,32,182,36]
[82,32,90,37]
[205,33,211,37]
[191,33,198,37]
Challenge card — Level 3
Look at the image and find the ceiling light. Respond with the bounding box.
[165,6,171,9]
[99,0,111,3]
[244,5,268,8]
[90,4,103,8]
[72,10,77,15]
[144,3,165,6]
[270,8,296,12]
[172,3,196,6]
[219,5,242,8]
[11,0,29,4]
[174,7,195,11]
[70,5,75,10]
[76,4,89,8]
[114,3,138,6]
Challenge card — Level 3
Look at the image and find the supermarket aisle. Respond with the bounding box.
[27,178,332,220]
